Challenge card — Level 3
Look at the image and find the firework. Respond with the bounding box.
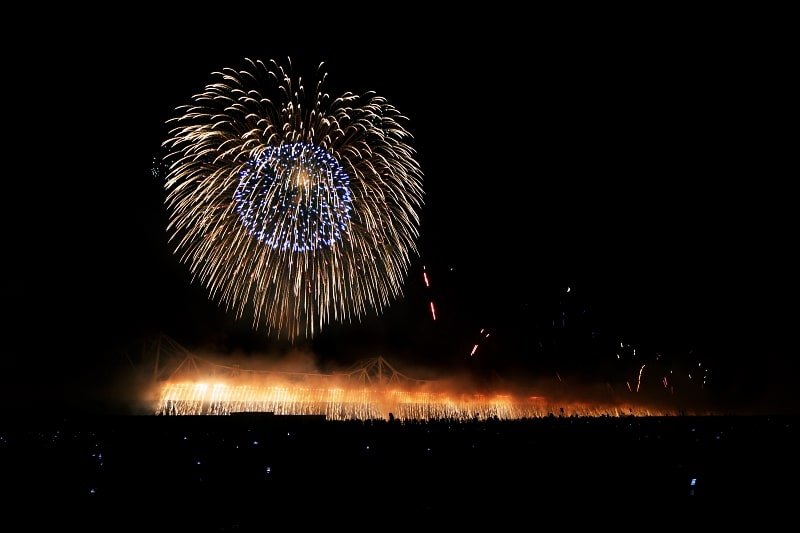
[161,57,424,341]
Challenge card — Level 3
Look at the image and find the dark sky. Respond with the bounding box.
[5,10,796,415]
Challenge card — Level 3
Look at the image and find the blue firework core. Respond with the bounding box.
[234,143,353,252]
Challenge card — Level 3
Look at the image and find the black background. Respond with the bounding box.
[5,7,796,415]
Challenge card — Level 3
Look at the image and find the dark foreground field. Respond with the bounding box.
[2,413,797,529]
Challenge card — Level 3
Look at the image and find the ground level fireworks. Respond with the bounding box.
[135,335,720,420]
[154,381,711,419]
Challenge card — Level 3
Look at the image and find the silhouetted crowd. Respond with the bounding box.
[2,413,797,529]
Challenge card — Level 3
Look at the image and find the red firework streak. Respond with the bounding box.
[423,265,436,320]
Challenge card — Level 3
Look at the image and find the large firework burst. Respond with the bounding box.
[161,57,424,341]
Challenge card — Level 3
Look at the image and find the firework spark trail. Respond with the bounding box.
[162,58,424,341]
[637,364,646,393]
[422,265,436,320]
[469,328,491,357]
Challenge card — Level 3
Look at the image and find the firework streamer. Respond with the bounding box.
[469,328,491,357]
[422,265,437,321]
[161,57,424,341]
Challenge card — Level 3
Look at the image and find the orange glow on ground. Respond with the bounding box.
[154,380,707,419]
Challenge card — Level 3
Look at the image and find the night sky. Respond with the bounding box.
[5,10,796,416]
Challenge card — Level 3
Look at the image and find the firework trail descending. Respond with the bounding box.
[161,58,424,341]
